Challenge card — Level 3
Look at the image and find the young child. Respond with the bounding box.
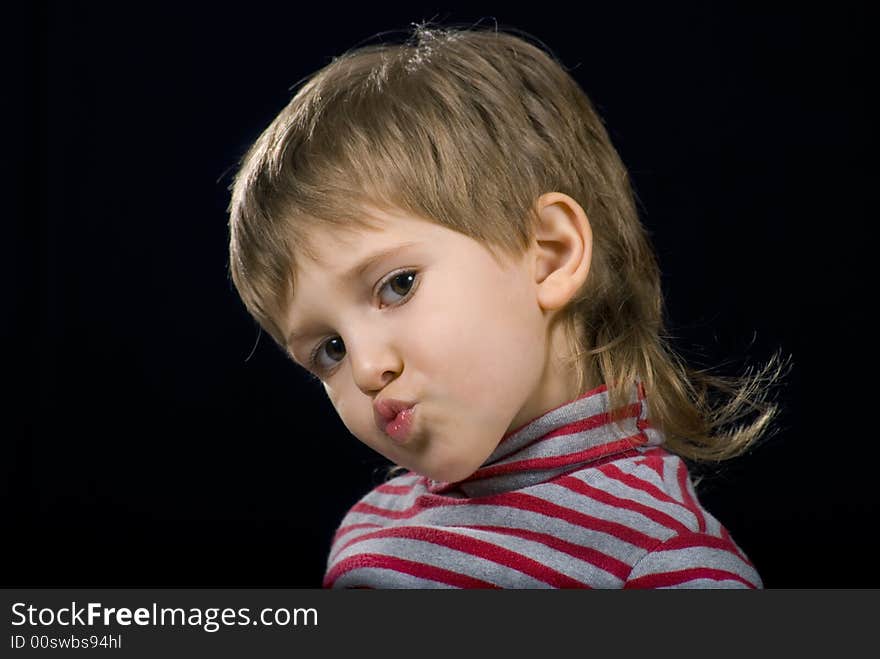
[227,24,787,588]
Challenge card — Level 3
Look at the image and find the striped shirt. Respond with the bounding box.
[324,382,762,588]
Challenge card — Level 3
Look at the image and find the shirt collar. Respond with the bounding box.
[426,381,664,497]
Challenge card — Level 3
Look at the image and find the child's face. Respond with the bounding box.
[282,206,579,483]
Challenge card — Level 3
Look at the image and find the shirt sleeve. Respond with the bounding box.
[624,530,763,589]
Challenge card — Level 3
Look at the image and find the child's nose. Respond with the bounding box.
[348,339,402,396]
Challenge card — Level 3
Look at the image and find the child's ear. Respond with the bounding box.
[532,192,593,312]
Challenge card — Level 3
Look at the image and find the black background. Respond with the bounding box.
[9,3,875,587]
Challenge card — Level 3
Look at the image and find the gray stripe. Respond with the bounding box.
[627,545,761,587]
[331,536,551,588]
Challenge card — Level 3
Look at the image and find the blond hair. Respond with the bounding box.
[227,23,790,462]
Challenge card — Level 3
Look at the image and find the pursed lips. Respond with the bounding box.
[373,398,417,440]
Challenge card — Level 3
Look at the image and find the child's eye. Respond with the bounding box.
[309,336,346,376]
[378,270,418,305]
[308,269,420,376]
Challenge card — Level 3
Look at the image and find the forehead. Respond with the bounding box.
[294,207,429,272]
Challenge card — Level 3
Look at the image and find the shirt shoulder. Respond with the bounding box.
[624,529,763,588]
[566,448,761,588]
[567,448,727,536]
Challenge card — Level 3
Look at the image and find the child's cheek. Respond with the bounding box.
[322,380,388,450]
[419,274,542,408]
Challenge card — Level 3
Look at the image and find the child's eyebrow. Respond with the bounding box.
[285,240,421,348]
[339,240,421,286]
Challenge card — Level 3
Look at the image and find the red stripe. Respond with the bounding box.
[632,452,668,480]
[350,501,424,520]
[331,522,381,548]
[489,492,659,550]
[332,526,590,588]
[556,475,691,536]
[375,482,417,495]
[540,402,642,442]
[469,434,647,480]
[677,461,706,532]
[465,524,631,581]
[625,567,756,589]
[352,487,484,518]
[634,382,656,444]
[651,532,747,554]
[324,553,500,589]
[598,462,686,509]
